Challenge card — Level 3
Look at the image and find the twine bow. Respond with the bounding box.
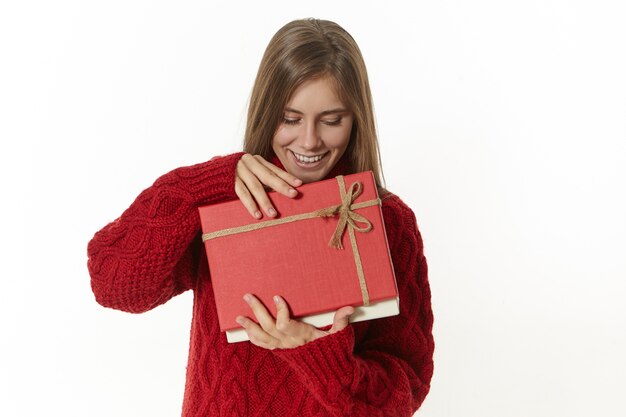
[315,179,373,249]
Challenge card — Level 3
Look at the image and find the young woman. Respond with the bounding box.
[88,18,434,416]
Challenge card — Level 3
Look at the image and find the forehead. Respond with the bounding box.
[286,77,346,111]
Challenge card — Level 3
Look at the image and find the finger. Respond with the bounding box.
[236,316,277,349]
[256,157,302,197]
[243,156,294,200]
[235,176,262,219]
[243,293,278,334]
[236,160,277,217]
[329,306,355,334]
[273,295,295,334]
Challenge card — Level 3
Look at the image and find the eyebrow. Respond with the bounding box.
[284,107,349,116]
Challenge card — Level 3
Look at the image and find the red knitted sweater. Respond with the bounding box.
[87,152,434,416]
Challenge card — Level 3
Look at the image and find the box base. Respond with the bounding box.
[225,297,400,343]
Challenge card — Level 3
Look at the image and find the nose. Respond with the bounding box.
[299,120,321,150]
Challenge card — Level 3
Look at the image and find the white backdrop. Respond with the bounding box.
[1,1,625,416]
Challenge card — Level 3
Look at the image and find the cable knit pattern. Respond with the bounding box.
[87,152,434,416]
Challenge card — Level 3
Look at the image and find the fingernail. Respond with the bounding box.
[294,179,302,185]
[288,188,297,195]
[273,295,283,305]
[236,316,245,325]
[243,294,253,303]
[267,208,277,217]
[254,211,262,219]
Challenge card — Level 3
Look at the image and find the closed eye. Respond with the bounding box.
[321,117,342,126]
[283,118,301,125]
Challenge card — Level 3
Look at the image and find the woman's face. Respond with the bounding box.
[272,77,353,184]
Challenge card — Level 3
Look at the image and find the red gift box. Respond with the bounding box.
[198,171,399,343]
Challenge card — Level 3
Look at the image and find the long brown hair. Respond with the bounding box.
[243,18,385,188]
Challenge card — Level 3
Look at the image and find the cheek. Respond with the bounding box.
[326,125,352,150]
[272,127,293,148]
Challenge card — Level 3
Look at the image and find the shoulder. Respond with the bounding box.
[146,152,245,204]
[380,189,414,217]
[154,152,245,185]
[379,189,424,251]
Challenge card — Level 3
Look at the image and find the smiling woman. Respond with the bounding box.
[272,77,354,184]
[87,18,434,417]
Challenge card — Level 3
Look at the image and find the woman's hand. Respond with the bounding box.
[235,294,354,350]
[235,154,303,219]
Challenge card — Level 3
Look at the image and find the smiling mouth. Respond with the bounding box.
[290,150,328,164]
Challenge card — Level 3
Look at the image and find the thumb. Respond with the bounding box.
[329,306,355,334]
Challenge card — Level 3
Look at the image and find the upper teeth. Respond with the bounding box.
[293,151,324,163]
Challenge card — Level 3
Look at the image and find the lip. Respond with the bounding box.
[288,149,329,169]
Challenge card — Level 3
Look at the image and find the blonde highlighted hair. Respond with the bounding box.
[243,18,384,188]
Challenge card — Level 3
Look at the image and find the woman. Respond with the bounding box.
[88,18,434,416]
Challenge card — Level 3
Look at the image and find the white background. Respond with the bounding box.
[1,1,625,416]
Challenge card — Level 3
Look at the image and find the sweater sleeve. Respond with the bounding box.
[273,196,434,416]
[87,152,245,313]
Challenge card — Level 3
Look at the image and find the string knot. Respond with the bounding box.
[314,177,373,249]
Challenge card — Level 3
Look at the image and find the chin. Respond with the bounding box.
[291,168,326,184]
